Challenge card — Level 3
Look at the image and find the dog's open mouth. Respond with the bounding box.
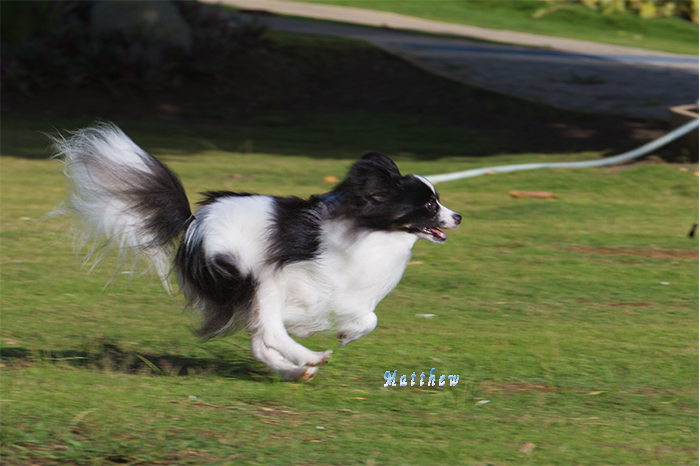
[422,226,447,243]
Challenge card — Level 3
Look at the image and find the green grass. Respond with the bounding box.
[291,0,698,54]
[1,115,698,465]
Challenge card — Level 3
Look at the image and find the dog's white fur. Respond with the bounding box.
[53,123,460,381]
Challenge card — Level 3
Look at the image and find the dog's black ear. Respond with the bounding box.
[350,152,401,203]
[360,152,401,178]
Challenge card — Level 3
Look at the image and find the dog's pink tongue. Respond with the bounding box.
[430,228,446,240]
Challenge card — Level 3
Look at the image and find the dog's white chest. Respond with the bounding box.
[331,230,416,309]
[280,226,417,334]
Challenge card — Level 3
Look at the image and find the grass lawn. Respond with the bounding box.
[291,0,699,54]
[1,113,697,465]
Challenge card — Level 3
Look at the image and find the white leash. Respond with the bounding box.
[426,119,699,184]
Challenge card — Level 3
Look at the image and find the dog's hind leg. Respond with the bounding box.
[250,333,317,381]
[337,311,378,347]
[252,279,333,369]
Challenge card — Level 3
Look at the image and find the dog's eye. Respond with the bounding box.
[425,200,437,212]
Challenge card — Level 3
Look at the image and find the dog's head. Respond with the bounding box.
[330,152,461,242]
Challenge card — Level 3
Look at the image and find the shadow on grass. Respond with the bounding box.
[0,342,273,382]
[1,28,670,161]
[1,111,666,162]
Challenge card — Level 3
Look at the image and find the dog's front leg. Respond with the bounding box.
[337,311,378,347]
[251,278,332,373]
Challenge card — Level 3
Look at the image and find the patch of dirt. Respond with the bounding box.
[624,387,698,397]
[3,33,667,157]
[481,381,697,398]
[481,381,557,394]
[566,246,698,260]
[606,302,652,307]
[258,406,306,417]
[191,402,240,411]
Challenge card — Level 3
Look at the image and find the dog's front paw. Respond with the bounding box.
[337,313,377,347]
[306,350,333,367]
[337,333,357,347]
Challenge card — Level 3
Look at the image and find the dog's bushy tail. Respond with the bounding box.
[52,122,192,291]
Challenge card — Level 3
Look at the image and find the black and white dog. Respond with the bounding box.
[53,123,461,381]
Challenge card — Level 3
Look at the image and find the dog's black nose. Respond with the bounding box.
[453,213,462,225]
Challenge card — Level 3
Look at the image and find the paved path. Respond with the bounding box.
[203,0,698,119]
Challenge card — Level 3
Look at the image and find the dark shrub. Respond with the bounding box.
[1,1,267,93]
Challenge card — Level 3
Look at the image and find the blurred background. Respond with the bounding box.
[2,0,697,160]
